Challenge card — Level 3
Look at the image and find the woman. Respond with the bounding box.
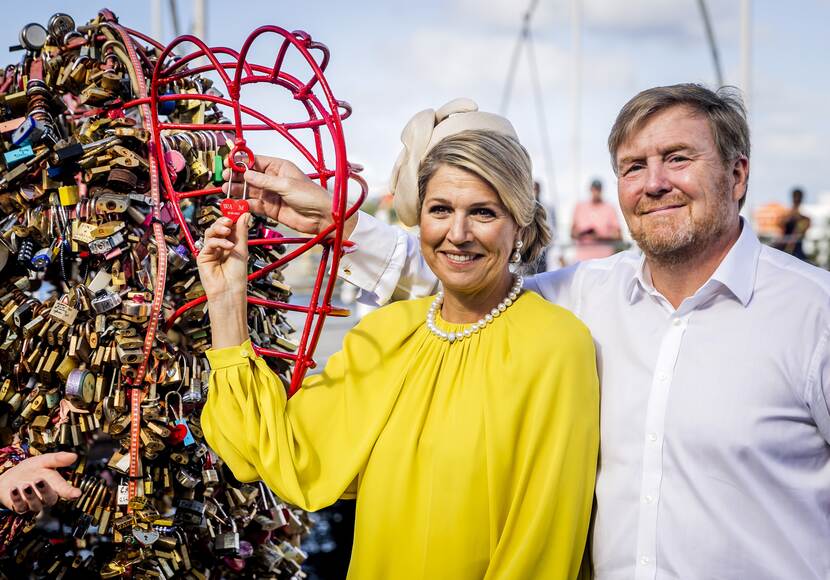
[198,100,598,579]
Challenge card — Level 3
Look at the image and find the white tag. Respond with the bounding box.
[88,269,112,293]
[117,483,129,506]
[72,222,96,244]
[50,301,78,325]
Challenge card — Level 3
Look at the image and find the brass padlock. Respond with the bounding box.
[58,184,79,206]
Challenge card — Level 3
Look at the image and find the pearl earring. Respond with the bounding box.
[510,240,524,264]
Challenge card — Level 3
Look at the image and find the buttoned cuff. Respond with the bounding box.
[206,339,259,369]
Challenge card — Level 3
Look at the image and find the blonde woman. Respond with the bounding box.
[198,101,598,579]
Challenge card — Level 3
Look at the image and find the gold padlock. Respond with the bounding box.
[58,184,80,206]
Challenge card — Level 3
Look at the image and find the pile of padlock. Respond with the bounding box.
[0,10,315,578]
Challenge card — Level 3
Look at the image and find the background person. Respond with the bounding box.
[776,186,811,260]
[201,103,599,579]
[570,179,622,261]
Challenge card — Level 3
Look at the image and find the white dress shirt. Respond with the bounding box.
[340,213,830,580]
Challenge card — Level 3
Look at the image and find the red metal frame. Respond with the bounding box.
[129,26,365,395]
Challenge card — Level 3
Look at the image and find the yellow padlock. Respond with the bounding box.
[58,184,80,206]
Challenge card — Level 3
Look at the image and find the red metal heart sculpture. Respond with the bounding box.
[143,27,367,395]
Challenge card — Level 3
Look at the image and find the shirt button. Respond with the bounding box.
[657,372,668,381]
[640,556,650,566]
[672,318,682,326]
[644,495,654,503]
[240,348,250,358]
[648,432,658,442]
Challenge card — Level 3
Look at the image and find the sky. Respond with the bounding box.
[4,1,829,236]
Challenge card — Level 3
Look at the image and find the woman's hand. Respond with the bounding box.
[0,452,81,514]
[197,214,250,304]
[223,155,358,237]
[196,214,251,348]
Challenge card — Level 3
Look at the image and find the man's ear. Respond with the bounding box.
[732,156,750,204]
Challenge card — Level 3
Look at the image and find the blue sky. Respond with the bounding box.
[5,1,828,231]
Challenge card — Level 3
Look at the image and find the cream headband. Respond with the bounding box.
[389,98,518,226]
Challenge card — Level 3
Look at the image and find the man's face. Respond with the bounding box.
[590,186,603,203]
[615,105,747,264]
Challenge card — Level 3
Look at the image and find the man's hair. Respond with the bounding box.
[417,129,551,268]
[792,187,804,204]
[608,83,750,207]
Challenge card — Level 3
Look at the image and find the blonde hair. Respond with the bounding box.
[417,130,551,268]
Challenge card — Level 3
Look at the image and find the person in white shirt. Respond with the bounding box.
[224,84,830,580]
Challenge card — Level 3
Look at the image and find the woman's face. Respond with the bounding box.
[419,164,519,299]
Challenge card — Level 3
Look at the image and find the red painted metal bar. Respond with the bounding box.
[145,25,361,394]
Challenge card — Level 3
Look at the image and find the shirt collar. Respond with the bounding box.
[626,217,761,307]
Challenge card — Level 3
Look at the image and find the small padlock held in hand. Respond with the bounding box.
[221,160,250,223]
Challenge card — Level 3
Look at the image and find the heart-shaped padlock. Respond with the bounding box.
[220,198,249,223]
[132,527,160,546]
[221,161,250,223]
[168,422,188,445]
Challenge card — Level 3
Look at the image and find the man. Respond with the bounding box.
[570,178,622,261]
[777,186,811,260]
[228,84,830,579]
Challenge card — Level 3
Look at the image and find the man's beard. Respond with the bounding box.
[630,189,733,267]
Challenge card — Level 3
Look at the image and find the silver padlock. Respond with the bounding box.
[214,525,240,555]
[91,290,121,314]
[175,469,199,489]
[202,466,219,486]
[88,230,125,255]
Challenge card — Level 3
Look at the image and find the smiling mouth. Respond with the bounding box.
[440,251,481,264]
[641,204,685,215]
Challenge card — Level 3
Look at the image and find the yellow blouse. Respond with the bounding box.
[203,291,599,579]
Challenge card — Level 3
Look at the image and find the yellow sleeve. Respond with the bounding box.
[487,319,599,580]
[202,307,413,512]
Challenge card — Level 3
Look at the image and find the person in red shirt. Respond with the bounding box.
[570,179,622,261]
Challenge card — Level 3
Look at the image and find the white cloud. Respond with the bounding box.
[584,0,697,35]
[760,131,822,158]
[451,0,739,43]
[404,27,568,91]
[451,0,561,30]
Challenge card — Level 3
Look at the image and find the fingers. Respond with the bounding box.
[31,451,77,470]
[245,198,271,218]
[223,165,294,194]
[21,485,43,513]
[202,236,235,257]
[243,170,291,194]
[201,218,236,260]
[42,473,81,501]
[34,480,58,507]
[9,488,27,514]
[234,213,251,244]
[205,218,235,242]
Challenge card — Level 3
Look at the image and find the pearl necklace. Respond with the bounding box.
[426,275,523,343]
